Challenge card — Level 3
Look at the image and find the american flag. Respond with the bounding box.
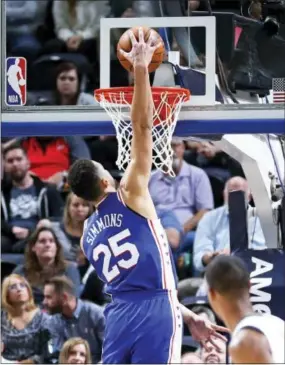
[272,78,285,104]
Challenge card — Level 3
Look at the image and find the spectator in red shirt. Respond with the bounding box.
[20,136,90,186]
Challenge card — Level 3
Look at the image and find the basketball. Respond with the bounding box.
[117,27,165,73]
[18,78,26,86]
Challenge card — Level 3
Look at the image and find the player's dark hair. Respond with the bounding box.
[205,255,250,297]
[3,141,27,158]
[68,159,103,201]
[45,276,76,297]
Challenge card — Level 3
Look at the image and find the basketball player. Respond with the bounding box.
[205,255,285,363]
[68,28,228,364]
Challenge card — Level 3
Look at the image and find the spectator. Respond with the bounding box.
[19,136,90,186]
[44,0,109,65]
[53,62,97,106]
[6,0,45,64]
[13,227,81,304]
[59,337,92,364]
[43,276,105,364]
[193,176,266,273]
[149,138,214,256]
[1,274,52,364]
[37,192,93,261]
[1,143,64,253]
[192,306,227,364]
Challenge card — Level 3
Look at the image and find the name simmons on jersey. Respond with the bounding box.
[86,214,123,245]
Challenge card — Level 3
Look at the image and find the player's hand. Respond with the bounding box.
[119,27,162,68]
[186,313,230,351]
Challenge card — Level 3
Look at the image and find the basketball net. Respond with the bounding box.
[95,87,190,176]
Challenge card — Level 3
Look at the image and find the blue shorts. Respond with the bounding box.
[102,291,182,364]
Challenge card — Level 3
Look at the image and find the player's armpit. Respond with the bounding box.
[229,328,273,364]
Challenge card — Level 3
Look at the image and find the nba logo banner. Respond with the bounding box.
[5,57,27,106]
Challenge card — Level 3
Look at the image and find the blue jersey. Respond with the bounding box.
[82,191,177,296]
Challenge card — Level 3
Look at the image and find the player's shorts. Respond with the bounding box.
[102,290,182,364]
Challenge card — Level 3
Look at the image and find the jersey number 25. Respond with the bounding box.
[92,229,139,282]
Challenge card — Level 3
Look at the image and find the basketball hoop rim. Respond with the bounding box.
[94,86,190,105]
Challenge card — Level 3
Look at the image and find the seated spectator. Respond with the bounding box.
[38,192,93,261]
[184,141,232,207]
[13,227,81,304]
[44,0,109,65]
[1,274,52,364]
[1,143,63,253]
[18,135,90,186]
[6,0,44,64]
[53,62,97,106]
[43,276,105,363]
[59,337,92,364]
[192,306,226,364]
[149,138,214,258]
[193,176,266,274]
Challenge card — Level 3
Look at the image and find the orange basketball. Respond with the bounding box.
[117,27,165,73]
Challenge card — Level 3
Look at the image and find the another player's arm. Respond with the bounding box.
[119,29,159,196]
[229,328,273,364]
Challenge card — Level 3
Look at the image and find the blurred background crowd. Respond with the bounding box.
[2,0,284,363]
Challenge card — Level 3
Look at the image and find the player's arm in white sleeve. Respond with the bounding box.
[119,28,159,197]
[229,328,273,363]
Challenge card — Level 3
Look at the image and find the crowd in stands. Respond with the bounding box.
[1,135,267,363]
[2,0,268,363]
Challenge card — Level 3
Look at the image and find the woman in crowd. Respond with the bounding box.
[13,227,81,304]
[1,274,52,364]
[59,337,92,364]
[44,0,108,66]
[53,62,96,106]
[38,192,93,263]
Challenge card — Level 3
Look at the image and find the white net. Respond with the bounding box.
[95,87,189,176]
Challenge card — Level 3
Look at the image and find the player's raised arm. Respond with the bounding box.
[119,28,161,196]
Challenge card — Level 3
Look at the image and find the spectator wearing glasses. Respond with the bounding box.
[1,274,52,364]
